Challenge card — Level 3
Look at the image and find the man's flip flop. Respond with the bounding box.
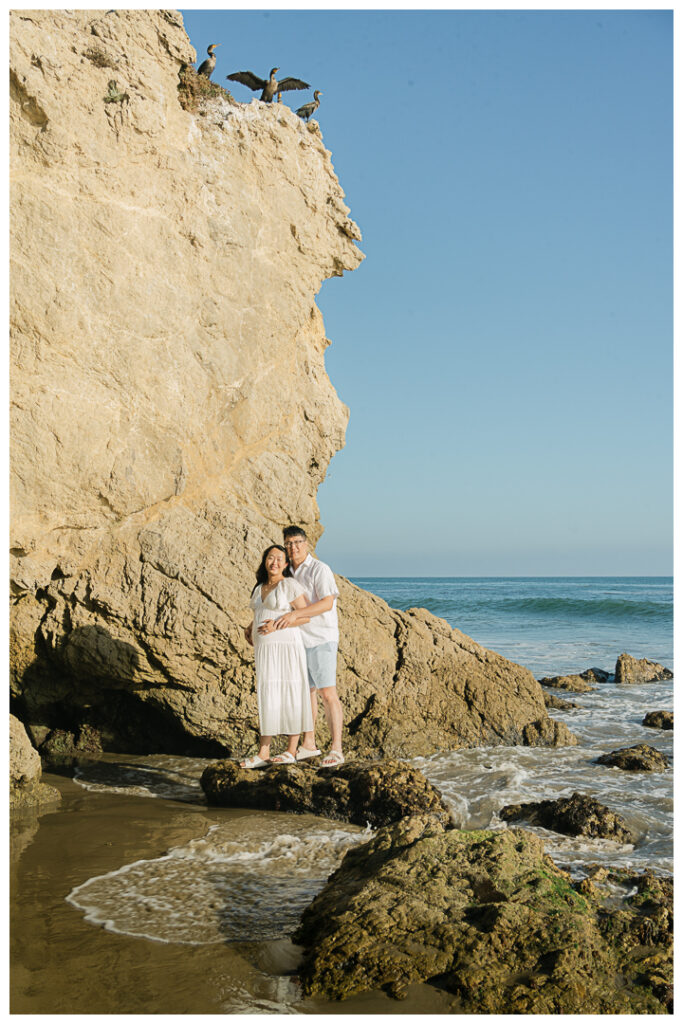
[320,750,345,767]
[240,755,270,769]
[270,751,296,764]
[295,747,322,761]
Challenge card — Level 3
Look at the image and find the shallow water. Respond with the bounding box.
[10,772,459,1014]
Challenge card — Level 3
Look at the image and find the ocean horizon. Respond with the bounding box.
[349,575,673,679]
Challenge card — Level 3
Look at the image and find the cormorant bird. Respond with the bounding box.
[226,67,309,103]
[296,90,322,122]
[197,44,220,79]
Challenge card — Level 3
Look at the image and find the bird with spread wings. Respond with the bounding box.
[226,67,310,103]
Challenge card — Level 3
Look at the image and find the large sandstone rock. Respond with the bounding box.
[10,9,572,759]
[201,758,452,828]
[614,654,673,685]
[293,814,670,1011]
[10,714,60,809]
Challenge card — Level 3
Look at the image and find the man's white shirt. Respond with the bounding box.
[290,553,339,648]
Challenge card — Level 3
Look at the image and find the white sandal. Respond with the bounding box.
[270,751,296,764]
[295,746,322,761]
[240,755,270,769]
[320,750,345,767]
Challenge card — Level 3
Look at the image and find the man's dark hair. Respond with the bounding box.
[283,525,307,541]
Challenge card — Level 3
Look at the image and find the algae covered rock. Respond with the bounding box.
[293,815,670,1012]
[595,744,670,772]
[201,758,451,828]
[499,791,635,842]
[643,711,673,730]
[614,654,673,685]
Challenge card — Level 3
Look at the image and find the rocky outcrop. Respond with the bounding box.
[643,711,673,730]
[10,9,572,759]
[10,714,60,809]
[499,792,635,842]
[521,718,577,746]
[543,692,579,710]
[595,744,670,772]
[201,758,451,827]
[538,668,602,693]
[614,654,673,685]
[293,814,670,1011]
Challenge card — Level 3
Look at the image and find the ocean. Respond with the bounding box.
[11,576,674,1013]
[350,575,673,678]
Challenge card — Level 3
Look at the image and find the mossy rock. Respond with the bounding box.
[201,758,451,828]
[177,64,236,112]
[643,711,673,730]
[293,814,670,1012]
[595,744,670,772]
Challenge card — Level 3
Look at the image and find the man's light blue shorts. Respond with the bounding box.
[306,642,338,689]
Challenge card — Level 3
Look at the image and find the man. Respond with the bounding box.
[274,525,344,766]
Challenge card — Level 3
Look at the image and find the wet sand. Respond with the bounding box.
[11,771,459,1015]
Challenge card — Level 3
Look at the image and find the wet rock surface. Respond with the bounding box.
[595,744,670,772]
[543,692,579,710]
[200,758,451,828]
[538,673,595,693]
[521,718,578,746]
[10,714,60,810]
[643,711,673,730]
[293,815,671,1012]
[539,666,610,693]
[614,654,673,685]
[499,791,635,842]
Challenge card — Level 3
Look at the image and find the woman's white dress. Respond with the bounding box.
[250,578,314,736]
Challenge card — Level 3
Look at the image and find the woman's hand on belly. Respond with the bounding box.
[257,618,276,635]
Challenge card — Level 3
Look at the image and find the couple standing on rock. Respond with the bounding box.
[242,526,344,769]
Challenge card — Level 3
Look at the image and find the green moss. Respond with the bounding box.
[177,64,235,112]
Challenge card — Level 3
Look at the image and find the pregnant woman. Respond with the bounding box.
[242,544,313,768]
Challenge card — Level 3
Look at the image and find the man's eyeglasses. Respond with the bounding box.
[284,540,306,548]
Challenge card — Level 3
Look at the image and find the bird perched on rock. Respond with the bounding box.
[296,90,322,121]
[197,43,220,78]
[226,67,309,103]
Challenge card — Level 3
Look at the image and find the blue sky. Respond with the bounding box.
[181,8,672,577]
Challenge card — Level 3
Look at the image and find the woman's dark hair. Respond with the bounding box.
[252,544,290,594]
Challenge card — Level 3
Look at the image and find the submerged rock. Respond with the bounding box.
[293,814,670,1012]
[643,711,673,730]
[538,673,595,693]
[10,714,60,810]
[595,744,670,772]
[539,666,610,694]
[543,692,579,710]
[499,792,635,842]
[614,654,673,685]
[201,758,451,828]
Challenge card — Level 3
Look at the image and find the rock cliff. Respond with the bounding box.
[10,9,574,758]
